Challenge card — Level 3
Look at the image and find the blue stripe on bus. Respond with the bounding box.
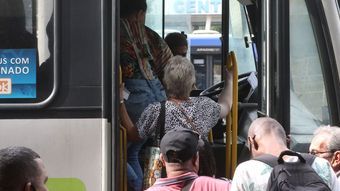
[189,37,221,46]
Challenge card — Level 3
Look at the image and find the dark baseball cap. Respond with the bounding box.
[160,128,203,163]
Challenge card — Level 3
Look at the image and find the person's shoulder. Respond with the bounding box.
[146,101,162,110]
[137,102,161,124]
[196,176,231,184]
[231,159,274,191]
[234,159,273,175]
[191,96,216,105]
[140,102,161,118]
[194,176,232,190]
[192,96,210,101]
[145,26,162,39]
[145,26,158,34]
[145,186,171,191]
[236,159,265,168]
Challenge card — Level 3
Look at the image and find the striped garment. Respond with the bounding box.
[120,19,173,81]
[146,172,231,191]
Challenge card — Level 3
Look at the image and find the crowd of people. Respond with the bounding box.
[118,0,340,191]
[1,0,340,191]
[118,0,232,190]
[1,118,339,191]
[231,118,340,191]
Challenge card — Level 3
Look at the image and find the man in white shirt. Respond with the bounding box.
[231,117,339,191]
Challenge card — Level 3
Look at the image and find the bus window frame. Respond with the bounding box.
[305,0,340,125]
[259,0,291,131]
[0,0,59,109]
[261,0,340,137]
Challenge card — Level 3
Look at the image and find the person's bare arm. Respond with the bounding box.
[119,83,141,142]
[218,68,233,118]
[120,102,142,141]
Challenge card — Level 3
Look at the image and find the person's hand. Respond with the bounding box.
[225,63,233,83]
[226,52,235,81]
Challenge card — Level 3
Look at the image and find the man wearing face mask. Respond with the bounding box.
[231,117,339,191]
[310,125,340,180]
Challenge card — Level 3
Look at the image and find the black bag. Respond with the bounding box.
[254,150,331,191]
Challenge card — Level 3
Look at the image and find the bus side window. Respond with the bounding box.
[0,0,36,49]
[289,0,331,151]
[0,0,56,106]
[37,14,54,100]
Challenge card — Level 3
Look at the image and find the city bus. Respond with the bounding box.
[0,0,339,190]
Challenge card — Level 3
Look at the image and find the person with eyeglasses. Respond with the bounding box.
[0,146,49,191]
[120,0,173,190]
[231,117,339,191]
[310,125,340,180]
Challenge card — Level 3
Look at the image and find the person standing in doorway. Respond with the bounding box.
[120,0,173,190]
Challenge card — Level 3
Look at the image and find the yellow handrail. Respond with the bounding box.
[225,114,232,178]
[208,130,214,143]
[119,66,127,191]
[120,126,127,191]
[225,51,238,178]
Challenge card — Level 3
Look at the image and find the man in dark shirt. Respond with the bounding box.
[0,146,49,191]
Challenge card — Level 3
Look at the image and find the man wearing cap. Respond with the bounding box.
[146,128,231,191]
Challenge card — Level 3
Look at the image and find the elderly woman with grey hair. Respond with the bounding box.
[121,55,233,177]
[135,55,233,140]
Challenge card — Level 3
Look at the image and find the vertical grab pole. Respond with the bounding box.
[225,53,232,178]
[119,66,127,191]
[225,113,232,178]
[225,51,238,178]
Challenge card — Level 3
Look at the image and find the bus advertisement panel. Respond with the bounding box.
[0,49,37,98]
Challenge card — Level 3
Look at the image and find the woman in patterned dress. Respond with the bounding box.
[136,56,233,141]
[122,55,233,177]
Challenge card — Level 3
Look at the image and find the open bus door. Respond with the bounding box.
[254,0,340,152]
[151,0,258,178]
[149,0,340,180]
[228,0,340,176]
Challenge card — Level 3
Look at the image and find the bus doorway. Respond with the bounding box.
[145,0,340,179]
